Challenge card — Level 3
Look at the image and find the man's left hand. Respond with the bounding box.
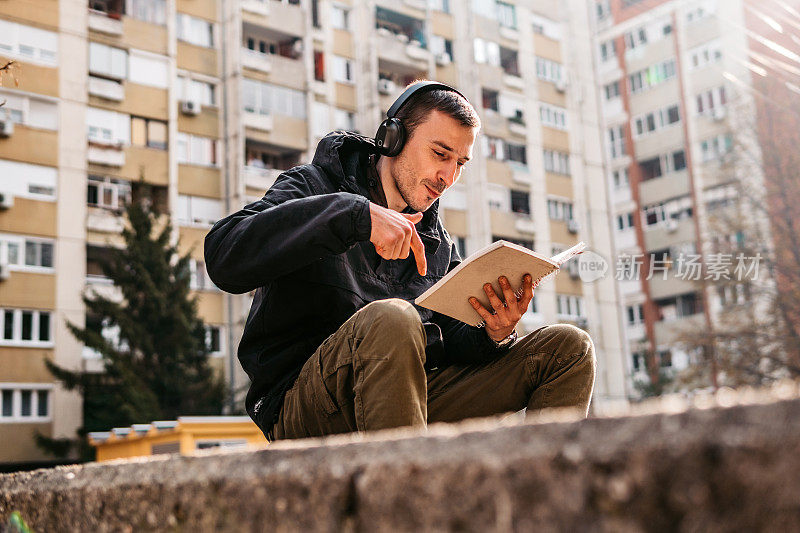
[468,274,534,342]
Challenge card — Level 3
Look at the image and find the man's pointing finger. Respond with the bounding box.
[410,226,427,276]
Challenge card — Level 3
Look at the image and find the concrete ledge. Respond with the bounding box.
[3,383,800,531]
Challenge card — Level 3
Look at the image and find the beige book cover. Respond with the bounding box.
[415,240,587,327]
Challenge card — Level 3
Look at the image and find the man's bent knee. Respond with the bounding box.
[355,299,424,339]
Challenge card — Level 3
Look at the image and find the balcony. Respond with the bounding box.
[508,118,526,137]
[242,166,281,192]
[241,0,268,16]
[242,111,273,132]
[514,216,536,235]
[510,163,531,185]
[503,74,525,90]
[87,143,125,167]
[241,48,272,73]
[89,76,124,102]
[86,208,124,233]
[375,7,429,69]
[88,9,123,36]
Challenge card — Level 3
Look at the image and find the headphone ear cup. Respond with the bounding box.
[381,118,406,157]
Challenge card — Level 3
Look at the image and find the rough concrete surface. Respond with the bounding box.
[2,383,800,532]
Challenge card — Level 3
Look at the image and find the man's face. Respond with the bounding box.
[390,110,478,212]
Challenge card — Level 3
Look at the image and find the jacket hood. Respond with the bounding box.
[311,131,441,232]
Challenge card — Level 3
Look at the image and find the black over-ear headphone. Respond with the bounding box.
[374,80,467,157]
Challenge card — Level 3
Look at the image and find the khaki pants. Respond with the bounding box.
[273,299,596,440]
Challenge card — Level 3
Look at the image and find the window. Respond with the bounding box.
[331,4,350,30]
[642,196,693,227]
[696,86,727,116]
[0,386,52,421]
[128,49,169,88]
[496,1,517,29]
[176,133,218,166]
[626,304,644,325]
[547,198,574,221]
[612,168,629,189]
[242,79,307,119]
[130,0,166,24]
[543,150,570,175]
[556,294,585,319]
[0,235,54,270]
[89,42,127,80]
[599,39,617,62]
[0,90,58,131]
[0,20,58,66]
[205,325,222,355]
[701,134,733,162]
[87,176,131,210]
[131,117,167,150]
[505,142,527,165]
[616,211,635,231]
[689,40,722,70]
[632,104,680,137]
[176,13,214,47]
[0,160,57,200]
[332,55,354,83]
[607,125,627,159]
[177,76,216,106]
[539,103,568,130]
[334,108,356,132]
[314,51,325,82]
[530,13,561,40]
[535,57,564,84]
[638,149,686,181]
[87,107,131,145]
[596,0,611,21]
[628,59,676,94]
[190,259,217,290]
[482,88,499,111]
[604,81,620,100]
[0,309,53,346]
[176,195,223,226]
[455,236,466,258]
[473,38,500,66]
[487,184,510,211]
[624,27,647,50]
[510,190,530,214]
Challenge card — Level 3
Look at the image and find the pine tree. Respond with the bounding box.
[41,185,225,458]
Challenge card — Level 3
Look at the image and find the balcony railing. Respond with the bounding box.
[89,76,124,102]
[88,9,123,35]
[241,48,272,73]
[242,166,281,191]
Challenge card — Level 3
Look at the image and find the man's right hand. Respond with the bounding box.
[369,202,427,276]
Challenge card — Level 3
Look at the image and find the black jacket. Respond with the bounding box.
[204,131,508,437]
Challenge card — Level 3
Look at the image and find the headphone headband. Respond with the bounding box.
[386,81,467,118]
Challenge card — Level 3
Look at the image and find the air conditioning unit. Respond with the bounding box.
[575,317,588,330]
[569,266,581,280]
[555,79,567,93]
[0,262,9,281]
[435,52,451,66]
[0,192,13,210]
[378,79,396,95]
[665,218,679,232]
[0,118,13,138]
[181,99,202,116]
[712,107,726,121]
[567,219,580,234]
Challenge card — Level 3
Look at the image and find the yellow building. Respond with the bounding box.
[88,416,267,462]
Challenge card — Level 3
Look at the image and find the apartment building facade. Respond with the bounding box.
[592,0,780,392]
[0,0,629,466]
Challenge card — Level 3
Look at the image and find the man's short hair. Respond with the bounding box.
[393,79,481,141]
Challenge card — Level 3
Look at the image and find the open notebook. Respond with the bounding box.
[415,241,586,326]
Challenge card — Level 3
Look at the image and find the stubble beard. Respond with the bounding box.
[392,156,431,213]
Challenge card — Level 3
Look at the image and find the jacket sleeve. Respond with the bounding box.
[204,166,372,294]
[431,238,512,365]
